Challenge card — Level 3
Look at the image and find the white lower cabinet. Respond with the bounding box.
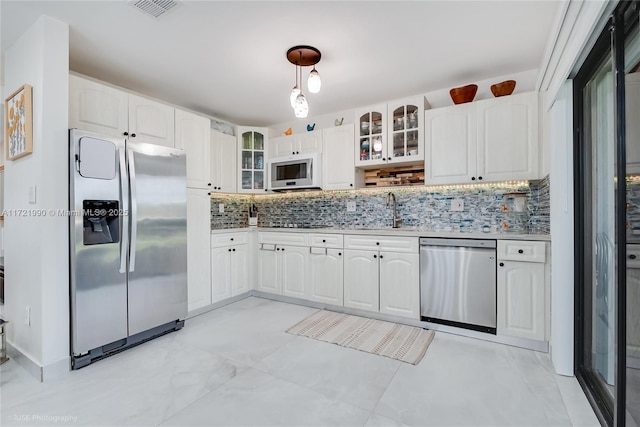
[309,248,344,306]
[496,240,547,341]
[186,189,211,312]
[257,244,308,297]
[344,250,380,312]
[379,252,420,319]
[258,246,280,294]
[210,231,250,305]
[210,244,249,304]
[343,236,420,319]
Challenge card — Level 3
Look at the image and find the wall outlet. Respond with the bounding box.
[346,201,356,212]
[218,203,225,213]
[25,306,31,326]
[450,199,464,212]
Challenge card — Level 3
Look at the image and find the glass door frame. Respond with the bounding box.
[573,3,639,426]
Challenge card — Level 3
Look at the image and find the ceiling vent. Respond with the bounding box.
[130,0,181,19]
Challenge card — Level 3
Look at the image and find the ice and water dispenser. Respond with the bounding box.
[76,136,121,246]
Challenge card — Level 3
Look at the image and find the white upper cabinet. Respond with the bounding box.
[70,75,177,148]
[175,109,211,189]
[626,73,640,174]
[270,131,322,158]
[355,97,426,168]
[354,104,388,167]
[424,103,476,185]
[323,124,363,190]
[425,91,539,185]
[238,127,268,193]
[387,96,425,163]
[476,92,539,182]
[128,94,175,148]
[69,74,128,138]
[210,129,237,193]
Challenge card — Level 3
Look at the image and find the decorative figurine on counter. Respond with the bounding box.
[307,123,316,131]
[334,117,344,126]
[284,127,292,135]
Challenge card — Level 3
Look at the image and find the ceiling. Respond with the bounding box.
[1,1,562,127]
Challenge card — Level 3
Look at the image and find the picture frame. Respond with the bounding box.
[5,84,33,161]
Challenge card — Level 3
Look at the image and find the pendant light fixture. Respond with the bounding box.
[286,45,321,118]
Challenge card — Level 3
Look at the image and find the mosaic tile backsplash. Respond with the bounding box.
[211,175,551,234]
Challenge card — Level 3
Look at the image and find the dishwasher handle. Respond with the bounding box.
[419,237,496,249]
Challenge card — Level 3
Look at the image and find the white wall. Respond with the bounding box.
[3,15,69,380]
[549,82,574,376]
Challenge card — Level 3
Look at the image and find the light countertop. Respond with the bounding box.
[211,227,550,241]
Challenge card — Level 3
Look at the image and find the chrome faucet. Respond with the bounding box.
[386,192,402,228]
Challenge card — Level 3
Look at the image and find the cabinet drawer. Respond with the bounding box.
[309,234,344,248]
[344,235,418,253]
[627,244,640,268]
[497,240,546,263]
[259,232,309,246]
[211,232,248,248]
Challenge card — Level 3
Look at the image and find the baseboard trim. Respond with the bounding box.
[7,342,72,382]
[250,291,549,353]
[7,342,43,382]
[186,292,252,319]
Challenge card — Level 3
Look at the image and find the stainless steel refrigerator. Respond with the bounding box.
[69,129,187,369]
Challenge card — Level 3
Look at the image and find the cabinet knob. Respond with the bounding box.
[265,189,268,192]
[281,247,285,251]
[292,152,295,155]
[230,238,234,241]
[207,192,211,196]
[518,249,524,254]
[322,239,326,243]
[232,248,236,252]
[349,184,353,187]
[123,131,129,136]
[338,252,342,256]
[471,177,476,181]
[373,254,377,258]
[630,254,637,260]
[376,242,380,246]
[131,133,136,138]
[478,176,483,181]
[228,249,231,252]
[499,262,504,267]
[380,255,384,259]
[208,183,211,186]
[276,248,280,251]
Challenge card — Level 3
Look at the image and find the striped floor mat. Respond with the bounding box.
[286,310,435,365]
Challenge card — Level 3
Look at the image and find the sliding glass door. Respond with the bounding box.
[575,21,617,424]
[575,2,640,425]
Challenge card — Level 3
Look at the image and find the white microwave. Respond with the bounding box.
[269,153,322,191]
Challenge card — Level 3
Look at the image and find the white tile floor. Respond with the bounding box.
[0,297,599,427]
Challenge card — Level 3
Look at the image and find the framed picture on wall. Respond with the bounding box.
[5,84,33,161]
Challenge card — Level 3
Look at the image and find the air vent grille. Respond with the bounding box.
[130,0,181,19]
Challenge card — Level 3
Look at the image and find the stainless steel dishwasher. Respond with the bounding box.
[420,238,497,334]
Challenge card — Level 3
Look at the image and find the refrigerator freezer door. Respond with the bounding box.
[70,130,128,355]
[126,141,187,336]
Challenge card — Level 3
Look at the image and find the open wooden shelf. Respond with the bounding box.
[364,165,425,187]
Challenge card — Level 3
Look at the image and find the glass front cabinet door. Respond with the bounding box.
[354,104,388,167]
[237,127,268,193]
[387,96,425,163]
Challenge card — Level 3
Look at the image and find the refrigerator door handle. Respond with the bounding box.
[128,149,138,272]
[119,146,129,274]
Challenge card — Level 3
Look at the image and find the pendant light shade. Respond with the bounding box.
[294,92,308,118]
[290,85,300,108]
[286,45,321,118]
[308,66,321,93]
